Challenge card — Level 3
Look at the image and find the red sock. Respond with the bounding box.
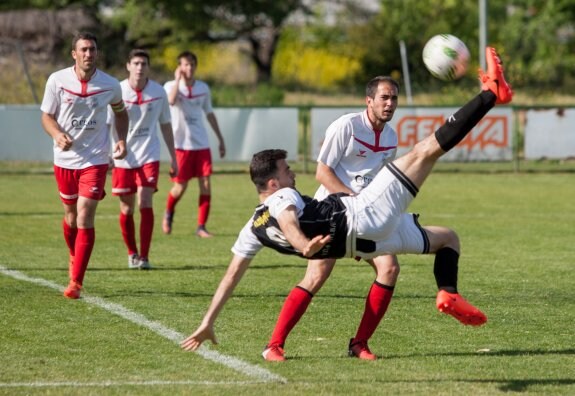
[353,282,394,343]
[198,194,211,226]
[71,228,95,285]
[267,287,313,347]
[62,219,77,257]
[139,207,154,259]
[119,212,138,255]
[166,192,180,214]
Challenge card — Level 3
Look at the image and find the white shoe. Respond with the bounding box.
[128,254,140,269]
[138,258,152,270]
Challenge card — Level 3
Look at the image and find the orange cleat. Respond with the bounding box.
[479,47,513,104]
[348,338,377,361]
[63,280,82,299]
[436,290,487,326]
[262,345,286,362]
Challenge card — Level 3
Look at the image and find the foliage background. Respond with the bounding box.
[1,0,575,105]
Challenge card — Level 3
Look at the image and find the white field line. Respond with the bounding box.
[0,265,287,387]
[0,380,271,388]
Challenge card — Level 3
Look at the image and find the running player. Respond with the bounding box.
[40,32,129,299]
[108,49,178,270]
[162,51,226,238]
[181,47,512,359]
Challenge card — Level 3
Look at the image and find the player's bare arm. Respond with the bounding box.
[181,255,252,351]
[167,67,181,105]
[276,206,330,257]
[316,161,354,195]
[207,113,226,158]
[160,122,178,177]
[112,108,129,159]
[41,112,73,151]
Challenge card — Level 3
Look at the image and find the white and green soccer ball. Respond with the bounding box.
[422,34,470,81]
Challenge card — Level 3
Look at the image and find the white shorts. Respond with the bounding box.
[341,164,429,258]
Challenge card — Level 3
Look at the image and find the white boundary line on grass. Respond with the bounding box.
[0,266,287,387]
[0,380,270,388]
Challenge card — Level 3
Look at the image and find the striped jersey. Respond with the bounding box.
[232,188,349,259]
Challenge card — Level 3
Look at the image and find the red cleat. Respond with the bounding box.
[63,280,82,299]
[479,47,513,104]
[348,338,377,360]
[262,345,286,362]
[436,290,487,326]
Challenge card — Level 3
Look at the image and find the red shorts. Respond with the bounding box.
[54,164,108,205]
[173,148,212,182]
[112,161,160,196]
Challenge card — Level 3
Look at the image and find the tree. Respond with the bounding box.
[112,0,312,83]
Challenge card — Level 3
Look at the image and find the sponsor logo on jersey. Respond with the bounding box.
[71,118,97,129]
[253,209,270,228]
[354,174,373,187]
[132,127,150,137]
[356,149,367,158]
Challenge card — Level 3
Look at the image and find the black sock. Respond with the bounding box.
[434,247,459,293]
[434,91,497,152]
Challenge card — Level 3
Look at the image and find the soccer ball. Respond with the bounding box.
[422,34,470,81]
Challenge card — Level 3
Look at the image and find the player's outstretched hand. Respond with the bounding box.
[181,323,218,351]
[302,235,331,258]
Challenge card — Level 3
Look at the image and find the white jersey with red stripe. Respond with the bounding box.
[315,110,398,200]
[110,79,171,168]
[163,79,213,150]
[40,67,124,169]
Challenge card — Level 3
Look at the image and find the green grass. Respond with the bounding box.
[1,163,574,395]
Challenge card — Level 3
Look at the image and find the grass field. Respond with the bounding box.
[1,163,574,395]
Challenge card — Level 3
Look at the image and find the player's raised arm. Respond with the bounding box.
[181,254,252,351]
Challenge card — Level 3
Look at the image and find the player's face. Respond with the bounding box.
[72,39,98,73]
[127,56,150,80]
[366,82,398,126]
[274,159,296,189]
[179,58,196,80]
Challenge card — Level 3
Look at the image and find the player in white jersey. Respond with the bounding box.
[40,32,129,299]
[263,76,402,361]
[108,49,178,270]
[181,46,513,359]
[162,51,226,238]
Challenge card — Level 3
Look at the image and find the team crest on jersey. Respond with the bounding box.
[85,96,99,109]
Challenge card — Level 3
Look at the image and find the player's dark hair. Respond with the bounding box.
[250,149,287,193]
[178,51,198,66]
[72,32,98,51]
[366,76,400,98]
[128,49,150,65]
